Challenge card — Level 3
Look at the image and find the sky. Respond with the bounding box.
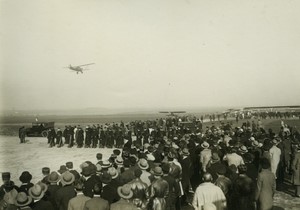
[1,0,300,112]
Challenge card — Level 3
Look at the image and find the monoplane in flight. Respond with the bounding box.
[64,63,95,74]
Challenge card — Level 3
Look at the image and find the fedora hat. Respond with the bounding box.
[14,192,32,207]
[211,153,220,164]
[151,166,163,176]
[48,171,60,183]
[251,141,259,147]
[201,141,210,149]
[28,182,48,200]
[101,160,112,169]
[239,146,248,154]
[19,171,32,183]
[58,165,68,174]
[108,167,119,179]
[182,148,190,156]
[60,171,75,186]
[117,184,133,199]
[138,158,149,170]
[115,156,124,165]
[100,172,112,184]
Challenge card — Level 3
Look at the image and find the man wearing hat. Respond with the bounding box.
[14,192,32,210]
[82,164,101,198]
[110,184,138,210]
[137,159,151,186]
[83,183,109,210]
[55,171,76,210]
[0,172,19,200]
[68,179,91,210]
[179,148,192,206]
[149,166,169,210]
[41,167,50,185]
[29,182,54,210]
[200,142,212,172]
[47,171,61,209]
[223,147,244,168]
[161,163,179,210]
[100,171,119,204]
[214,165,232,199]
[18,171,34,195]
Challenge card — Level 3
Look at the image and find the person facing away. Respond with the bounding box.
[255,158,276,210]
[192,173,226,210]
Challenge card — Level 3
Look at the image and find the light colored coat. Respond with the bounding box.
[292,151,300,185]
[255,169,276,210]
[269,145,281,178]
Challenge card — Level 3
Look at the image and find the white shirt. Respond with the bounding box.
[192,182,226,210]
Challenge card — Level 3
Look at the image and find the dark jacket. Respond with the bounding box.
[55,185,76,210]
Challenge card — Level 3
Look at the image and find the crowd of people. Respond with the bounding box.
[4,116,300,210]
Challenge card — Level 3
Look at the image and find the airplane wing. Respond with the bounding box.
[171,111,186,113]
[159,111,170,113]
[77,63,95,67]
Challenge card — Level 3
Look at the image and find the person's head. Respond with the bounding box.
[202,173,213,183]
[2,172,11,184]
[261,158,271,169]
[74,178,85,192]
[93,183,102,196]
[134,168,142,178]
[238,164,247,174]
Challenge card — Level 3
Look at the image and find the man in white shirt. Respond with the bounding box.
[192,173,226,210]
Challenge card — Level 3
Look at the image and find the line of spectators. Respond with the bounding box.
[5,119,300,210]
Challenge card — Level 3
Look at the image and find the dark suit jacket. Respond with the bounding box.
[101,184,120,204]
[83,196,109,210]
[47,184,61,209]
[33,198,54,210]
[55,185,76,210]
[83,174,102,198]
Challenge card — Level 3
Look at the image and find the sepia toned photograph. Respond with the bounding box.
[0,0,300,209]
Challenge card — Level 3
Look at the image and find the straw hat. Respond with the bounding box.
[117,184,133,199]
[137,158,149,170]
[48,171,60,183]
[28,182,48,200]
[151,166,163,176]
[14,192,32,207]
[239,145,248,154]
[101,160,112,169]
[60,171,75,186]
[182,148,190,156]
[107,167,119,179]
[201,141,210,149]
[114,156,124,165]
